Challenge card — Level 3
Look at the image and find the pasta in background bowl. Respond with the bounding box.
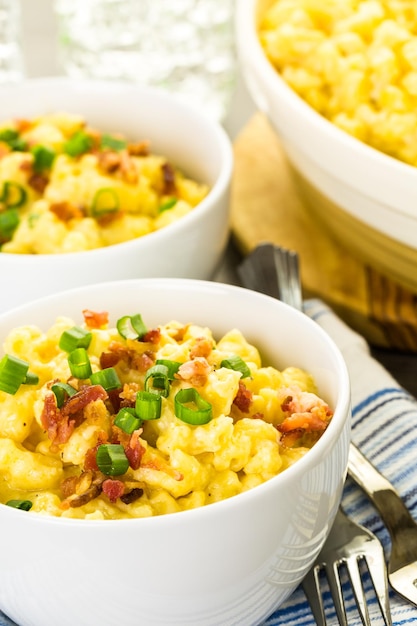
[236,0,417,293]
[0,278,350,626]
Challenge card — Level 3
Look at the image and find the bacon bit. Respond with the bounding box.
[49,201,84,222]
[61,385,108,418]
[277,386,333,445]
[127,140,150,156]
[277,411,329,434]
[105,341,156,373]
[119,382,141,404]
[15,118,33,133]
[100,351,121,369]
[120,487,143,504]
[102,479,125,503]
[190,337,213,359]
[40,392,75,449]
[161,161,176,194]
[84,447,99,471]
[176,357,211,387]
[60,475,79,498]
[97,150,121,173]
[233,381,253,413]
[252,412,265,420]
[84,433,108,470]
[279,428,305,448]
[83,309,109,329]
[19,159,32,173]
[119,151,138,184]
[142,328,161,345]
[125,430,145,470]
[28,172,49,193]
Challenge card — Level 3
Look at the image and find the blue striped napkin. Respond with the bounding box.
[262,299,417,625]
[1,299,417,626]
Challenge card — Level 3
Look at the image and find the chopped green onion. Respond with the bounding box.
[23,371,39,386]
[90,367,121,391]
[68,348,92,379]
[144,364,170,397]
[175,388,213,425]
[51,381,77,408]
[135,390,162,420]
[155,359,181,379]
[64,130,93,157]
[90,188,119,217]
[0,354,29,394]
[159,197,178,212]
[0,208,19,243]
[59,326,92,353]
[31,145,56,172]
[96,443,129,476]
[220,355,251,379]
[0,129,27,151]
[100,134,127,151]
[114,407,142,434]
[0,128,18,143]
[6,499,32,511]
[116,314,147,340]
[1,181,27,208]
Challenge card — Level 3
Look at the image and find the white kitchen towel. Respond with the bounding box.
[1,299,417,626]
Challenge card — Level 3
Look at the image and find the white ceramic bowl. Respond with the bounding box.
[0,278,351,626]
[0,78,233,313]
[235,0,417,292]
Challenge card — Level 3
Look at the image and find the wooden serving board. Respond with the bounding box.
[230,113,417,352]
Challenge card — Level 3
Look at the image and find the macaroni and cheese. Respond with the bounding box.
[0,113,209,253]
[0,310,333,519]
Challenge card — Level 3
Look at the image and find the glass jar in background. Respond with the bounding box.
[53,0,237,123]
[0,0,24,83]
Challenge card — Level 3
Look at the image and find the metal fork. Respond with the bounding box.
[237,242,393,625]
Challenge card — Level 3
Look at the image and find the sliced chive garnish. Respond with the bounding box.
[159,197,178,212]
[144,364,170,397]
[155,359,181,380]
[90,367,121,391]
[6,499,33,511]
[1,181,27,208]
[96,443,129,476]
[220,355,251,379]
[68,348,92,379]
[23,371,39,386]
[90,188,119,217]
[114,407,142,434]
[31,145,56,172]
[0,354,29,395]
[135,390,162,421]
[51,381,77,408]
[0,208,19,243]
[116,313,147,340]
[100,134,127,151]
[59,326,92,353]
[64,130,93,157]
[174,388,212,425]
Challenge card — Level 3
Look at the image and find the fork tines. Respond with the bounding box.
[302,508,392,626]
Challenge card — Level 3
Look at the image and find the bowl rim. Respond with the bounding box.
[0,277,351,528]
[0,77,233,262]
[236,0,417,219]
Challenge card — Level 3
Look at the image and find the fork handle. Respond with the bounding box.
[348,442,417,536]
